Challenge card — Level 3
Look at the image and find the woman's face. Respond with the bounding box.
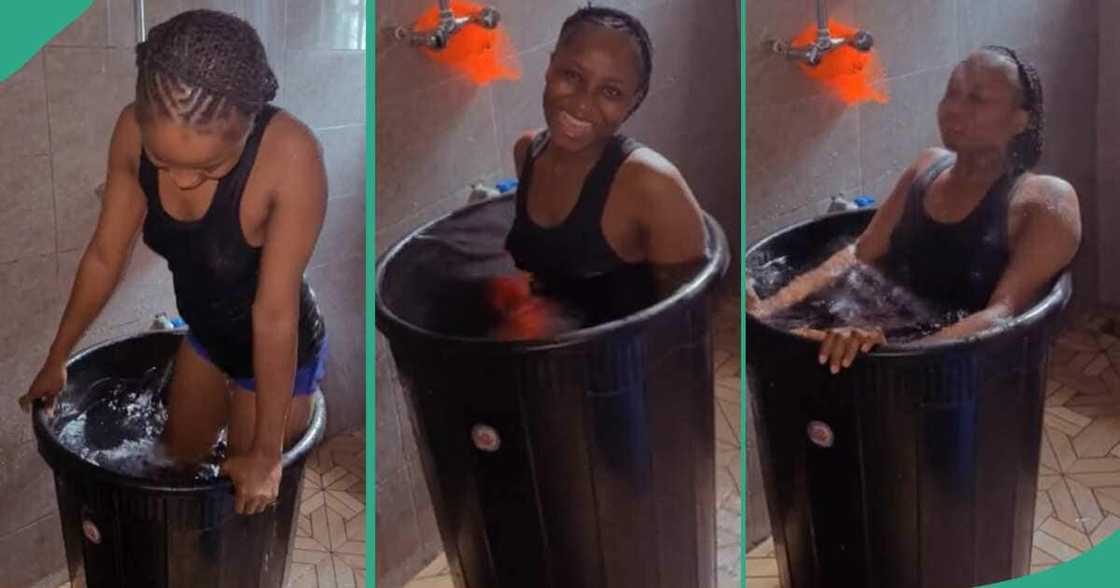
[937,51,1029,158]
[139,110,251,191]
[543,24,644,154]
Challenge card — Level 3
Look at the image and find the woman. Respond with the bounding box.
[748,46,1081,374]
[18,10,327,516]
[500,6,707,333]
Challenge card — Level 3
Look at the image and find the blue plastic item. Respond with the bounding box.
[495,178,518,194]
[854,196,876,208]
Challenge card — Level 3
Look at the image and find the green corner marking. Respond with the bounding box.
[986,531,1119,586]
[0,2,95,82]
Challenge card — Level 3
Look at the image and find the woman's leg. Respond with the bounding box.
[163,339,231,462]
[226,386,313,457]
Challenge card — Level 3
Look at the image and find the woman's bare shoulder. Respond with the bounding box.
[619,146,688,194]
[914,146,952,175]
[513,129,543,174]
[1021,173,1077,198]
[1016,173,1080,219]
[616,146,703,224]
[262,109,322,156]
[107,102,143,170]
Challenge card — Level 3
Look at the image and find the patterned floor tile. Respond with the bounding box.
[288,431,367,588]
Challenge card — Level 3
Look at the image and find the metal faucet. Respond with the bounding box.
[392,1,501,50]
[770,0,873,66]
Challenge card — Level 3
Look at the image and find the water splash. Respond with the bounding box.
[51,368,224,481]
[750,236,970,342]
[764,263,970,341]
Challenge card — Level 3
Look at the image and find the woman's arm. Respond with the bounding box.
[919,175,1081,343]
[749,148,945,375]
[627,152,706,296]
[747,245,860,317]
[20,105,147,411]
[748,151,932,318]
[225,119,327,514]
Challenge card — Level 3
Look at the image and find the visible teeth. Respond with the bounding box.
[560,111,591,129]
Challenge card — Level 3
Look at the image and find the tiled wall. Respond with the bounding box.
[0,1,365,585]
[374,0,740,585]
[1098,1,1120,304]
[744,0,1099,550]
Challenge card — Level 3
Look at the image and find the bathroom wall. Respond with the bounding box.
[0,1,365,585]
[374,0,741,584]
[1098,1,1120,304]
[745,0,1099,550]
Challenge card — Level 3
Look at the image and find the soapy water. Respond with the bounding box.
[750,237,970,342]
[51,367,224,481]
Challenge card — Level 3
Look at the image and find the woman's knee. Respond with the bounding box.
[163,341,230,461]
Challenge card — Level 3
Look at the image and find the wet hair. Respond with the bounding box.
[135,10,278,126]
[980,45,1044,172]
[558,4,654,112]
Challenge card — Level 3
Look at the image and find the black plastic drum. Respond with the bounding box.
[376,195,730,587]
[745,210,1071,588]
[32,331,326,588]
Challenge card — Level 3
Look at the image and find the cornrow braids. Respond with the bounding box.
[981,45,1045,172]
[558,4,654,113]
[135,9,278,126]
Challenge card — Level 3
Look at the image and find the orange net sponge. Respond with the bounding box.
[414,0,521,85]
[485,274,567,341]
[792,20,888,106]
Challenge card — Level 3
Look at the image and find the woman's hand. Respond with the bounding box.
[24,106,150,418]
[794,326,886,374]
[18,359,67,414]
[220,450,283,515]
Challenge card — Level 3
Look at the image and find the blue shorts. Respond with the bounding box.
[185,332,327,397]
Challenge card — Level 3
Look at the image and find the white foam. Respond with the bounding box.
[52,376,220,481]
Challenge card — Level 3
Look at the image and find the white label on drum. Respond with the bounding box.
[82,519,102,544]
[807,420,834,448]
[471,424,501,452]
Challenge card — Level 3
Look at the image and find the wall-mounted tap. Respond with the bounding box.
[770,0,873,66]
[391,1,501,50]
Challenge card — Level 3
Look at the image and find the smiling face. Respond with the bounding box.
[138,108,251,191]
[937,50,1029,158]
[542,23,645,155]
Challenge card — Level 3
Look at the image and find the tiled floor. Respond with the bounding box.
[746,310,1120,585]
[405,292,745,587]
[53,430,367,588]
[288,430,367,587]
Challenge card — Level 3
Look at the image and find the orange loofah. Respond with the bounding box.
[493,298,556,341]
[486,274,532,313]
[413,0,521,85]
[486,273,567,341]
[792,20,889,106]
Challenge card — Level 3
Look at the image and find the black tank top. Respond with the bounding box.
[505,131,657,324]
[883,153,1020,312]
[140,105,326,379]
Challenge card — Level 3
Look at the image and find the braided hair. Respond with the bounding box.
[558,5,654,112]
[135,10,278,126]
[980,45,1044,172]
